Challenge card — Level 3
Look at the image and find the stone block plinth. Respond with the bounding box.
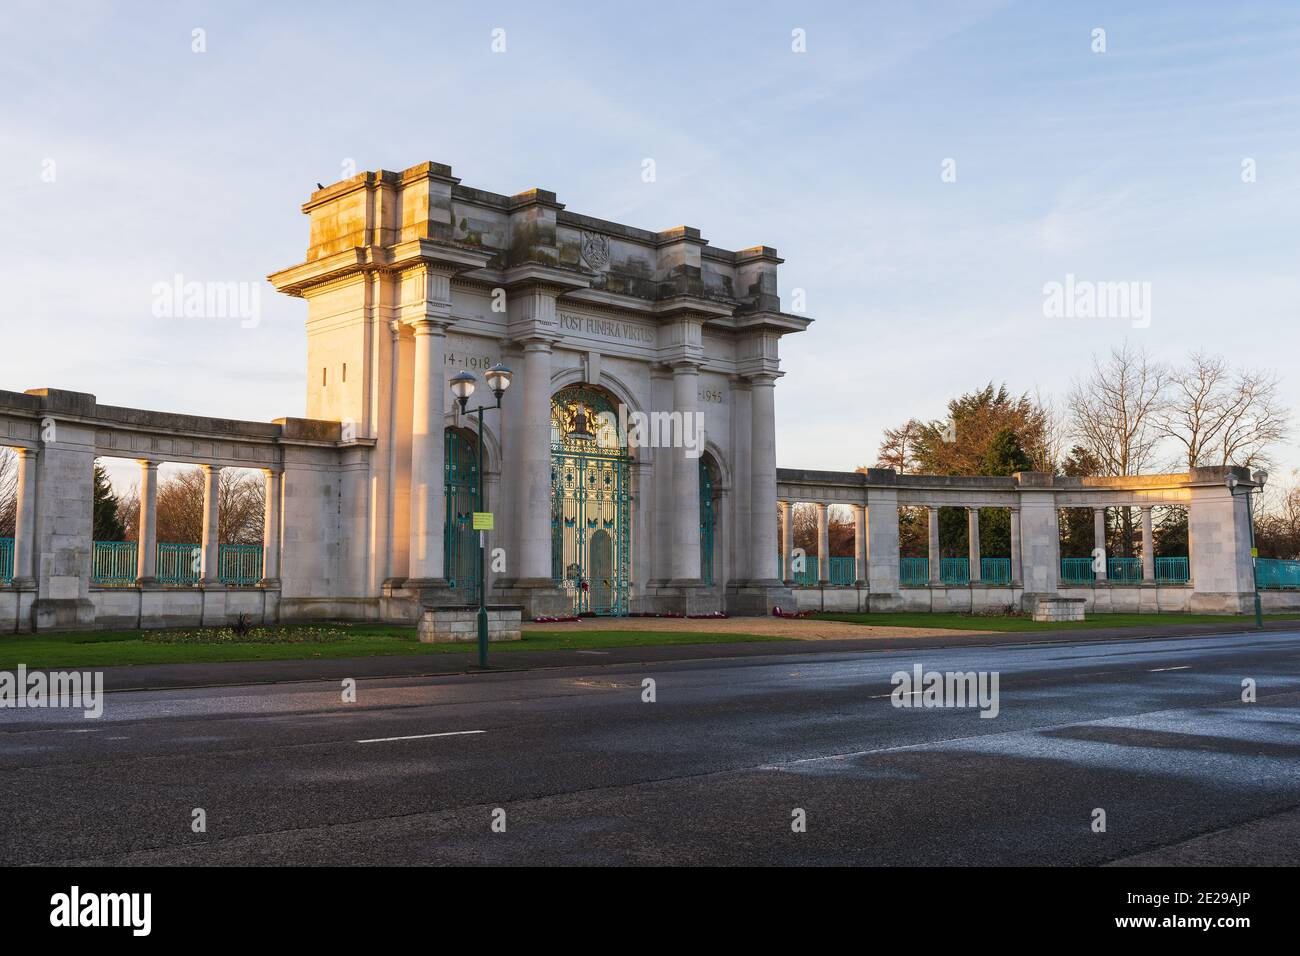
[1032,597,1086,622]
[418,605,523,643]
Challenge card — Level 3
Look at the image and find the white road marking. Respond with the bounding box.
[1149,666,1191,672]
[356,730,485,744]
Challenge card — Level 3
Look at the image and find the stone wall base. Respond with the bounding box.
[725,582,794,616]
[418,605,522,643]
[493,580,572,620]
[645,584,724,616]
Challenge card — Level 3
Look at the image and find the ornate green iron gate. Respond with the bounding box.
[550,386,631,615]
[444,428,479,605]
[699,457,715,587]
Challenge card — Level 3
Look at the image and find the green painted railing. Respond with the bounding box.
[793,557,819,587]
[219,544,263,586]
[1257,558,1300,590]
[157,543,201,585]
[1060,557,1096,584]
[1155,556,1189,585]
[828,556,856,586]
[92,541,263,586]
[940,557,969,585]
[0,537,13,585]
[92,541,138,586]
[1107,557,1143,583]
[900,557,928,586]
[980,557,1012,585]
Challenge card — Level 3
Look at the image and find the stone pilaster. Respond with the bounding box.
[867,488,901,598]
[668,360,703,587]
[967,507,981,583]
[725,371,790,614]
[405,317,450,589]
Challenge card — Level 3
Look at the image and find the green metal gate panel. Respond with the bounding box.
[550,386,631,615]
[699,458,715,587]
[444,428,479,605]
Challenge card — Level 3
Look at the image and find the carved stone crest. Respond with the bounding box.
[580,231,611,271]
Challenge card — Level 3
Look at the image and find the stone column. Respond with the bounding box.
[516,338,556,585]
[136,459,159,584]
[728,376,752,584]
[967,507,981,583]
[1141,506,1155,582]
[1009,507,1023,584]
[668,362,702,585]
[779,500,794,583]
[1093,507,1108,581]
[748,373,781,585]
[261,468,282,586]
[927,506,941,584]
[11,448,37,587]
[815,502,830,584]
[200,464,221,586]
[383,319,403,585]
[406,319,448,587]
[853,503,867,586]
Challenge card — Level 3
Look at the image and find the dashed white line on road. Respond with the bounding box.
[356,730,486,744]
[1149,666,1192,672]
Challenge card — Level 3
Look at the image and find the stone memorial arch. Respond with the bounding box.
[267,161,810,620]
[0,161,1282,632]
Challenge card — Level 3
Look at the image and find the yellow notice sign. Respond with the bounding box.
[1251,547,1259,558]
[472,512,494,531]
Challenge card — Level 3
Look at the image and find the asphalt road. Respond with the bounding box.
[2,630,1299,866]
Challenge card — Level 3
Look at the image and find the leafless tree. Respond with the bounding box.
[1216,368,1290,468]
[1158,351,1290,469]
[0,448,15,537]
[1066,343,1168,476]
[1257,468,1300,559]
[116,467,264,545]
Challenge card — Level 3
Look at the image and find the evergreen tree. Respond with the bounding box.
[980,428,1033,476]
[93,463,126,541]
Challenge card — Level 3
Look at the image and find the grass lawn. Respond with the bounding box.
[0,624,785,670]
[814,611,1300,632]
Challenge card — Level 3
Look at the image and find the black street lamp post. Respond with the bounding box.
[450,363,513,667]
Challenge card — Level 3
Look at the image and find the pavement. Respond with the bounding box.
[1,626,1298,865]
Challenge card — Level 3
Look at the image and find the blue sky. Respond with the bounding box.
[2,0,1298,486]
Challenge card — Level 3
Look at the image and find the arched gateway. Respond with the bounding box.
[265,160,809,621]
[549,385,631,615]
